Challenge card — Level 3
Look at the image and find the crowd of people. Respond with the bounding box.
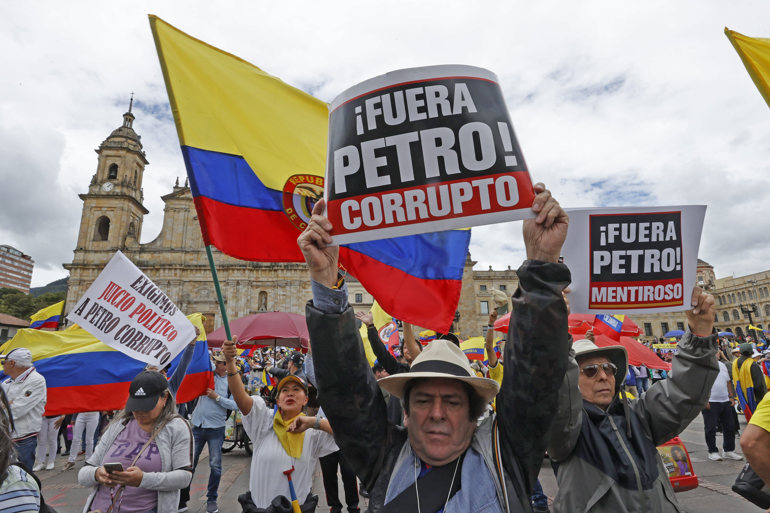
[3,184,770,513]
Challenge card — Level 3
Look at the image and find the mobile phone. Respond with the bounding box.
[103,462,124,473]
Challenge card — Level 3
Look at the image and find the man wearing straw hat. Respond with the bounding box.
[298,183,570,513]
[546,288,719,512]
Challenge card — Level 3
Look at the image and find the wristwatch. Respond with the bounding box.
[313,416,321,429]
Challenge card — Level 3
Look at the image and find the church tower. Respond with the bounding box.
[72,97,149,258]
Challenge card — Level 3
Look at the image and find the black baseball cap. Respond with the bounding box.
[126,370,169,412]
[289,352,304,366]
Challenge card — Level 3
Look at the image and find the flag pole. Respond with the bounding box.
[205,245,232,341]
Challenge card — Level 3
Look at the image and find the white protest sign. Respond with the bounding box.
[562,206,707,314]
[325,64,536,244]
[67,251,196,366]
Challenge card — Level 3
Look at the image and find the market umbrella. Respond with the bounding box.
[574,333,671,371]
[663,330,685,338]
[718,331,735,338]
[207,311,309,350]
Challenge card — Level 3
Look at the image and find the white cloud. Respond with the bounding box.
[1,1,769,287]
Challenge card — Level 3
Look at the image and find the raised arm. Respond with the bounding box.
[222,338,255,415]
[496,183,571,491]
[355,310,401,375]
[299,200,390,489]
[634,288,719,445]
[485,310,499,368]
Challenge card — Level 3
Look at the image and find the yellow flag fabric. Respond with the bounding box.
[725,28,770,108]
[149,15,328,192]
[749,324,763,331]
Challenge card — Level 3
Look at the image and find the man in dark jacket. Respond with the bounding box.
[547,289,718,512]
[298,183,570,513]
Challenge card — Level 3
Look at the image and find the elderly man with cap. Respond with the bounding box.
[546,288,719,513]
[733,342,768,422]
[297,183,571,513]
[178,351,238,513]
[1,347,47,470]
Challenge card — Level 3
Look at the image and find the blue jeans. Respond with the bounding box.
[192,426,225,501]
[530,478,548,508]
[15,435,38,470]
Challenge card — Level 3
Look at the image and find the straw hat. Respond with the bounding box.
[378,339,500,404]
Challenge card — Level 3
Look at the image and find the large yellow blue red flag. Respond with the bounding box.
[29,300,64,330]
[725,28,770,109]
[0,313,212,415]
[149,16,470,332]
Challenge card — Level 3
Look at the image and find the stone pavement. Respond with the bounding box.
[37,411,760,512]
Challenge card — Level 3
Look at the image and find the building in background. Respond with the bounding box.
[0,313,29,343]
[0,245,34,293]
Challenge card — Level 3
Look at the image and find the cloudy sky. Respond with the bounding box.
[2,1,769,288]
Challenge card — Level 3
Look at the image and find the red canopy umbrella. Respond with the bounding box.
[495,311,642,339]
[207,312,309,351]
[574,333,671,371]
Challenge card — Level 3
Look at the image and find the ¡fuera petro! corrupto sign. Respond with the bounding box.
[324,65,536,244]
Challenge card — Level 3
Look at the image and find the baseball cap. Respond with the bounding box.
[289,352,304,366]
[1,348,33,368]
[126,371,169,412]
[276,374,308,394]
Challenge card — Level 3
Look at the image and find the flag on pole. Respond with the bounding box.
[725,28,770,108]
[0,313,212,415]
[29,301,64,330]
[149,15,470,332]
[593,314,624,341]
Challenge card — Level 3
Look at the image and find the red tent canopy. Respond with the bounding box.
[207,311,309,351]
[574,333,671,371]
[495,312,642,339]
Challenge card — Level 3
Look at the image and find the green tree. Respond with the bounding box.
[0,288,65,321]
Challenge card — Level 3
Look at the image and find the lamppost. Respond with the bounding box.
[741,303,758,340]
[747,279,765,323]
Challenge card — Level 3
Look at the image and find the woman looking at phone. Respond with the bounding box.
[78,371,193,513]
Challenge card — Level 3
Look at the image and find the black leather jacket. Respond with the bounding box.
[306,261,571,512]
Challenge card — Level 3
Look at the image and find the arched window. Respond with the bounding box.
[128,222,136,237]
[733,309,740,321]
[108,163,118,179]
[717,296,722,305]
[765,304,770,317]
[723,311,730,322]
[95,216,110,241]
[736,327,744,337]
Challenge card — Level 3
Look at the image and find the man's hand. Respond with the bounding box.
[205,388,218,400]
[585,329,595,342]
[355,311,374,327]
[686,287,715,337]
[522,183,569,263]
[189,326,201,346]
[297,199,339,288]
[488,310,498,326]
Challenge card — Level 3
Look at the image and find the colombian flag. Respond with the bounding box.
[460,336,486,362]
[359,300,398,365]
[29,301,64,330]
[149,16,470,333]
[594,314,624,341]
[725,28,770,109]
[0,313,212,415]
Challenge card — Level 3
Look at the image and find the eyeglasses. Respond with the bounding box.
[580,362,617,378]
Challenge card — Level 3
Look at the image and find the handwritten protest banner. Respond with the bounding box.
[325,65,535,244]
[67,251,196,366]
[562,206,706,314]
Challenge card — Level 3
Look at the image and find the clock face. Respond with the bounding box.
[102,182,114,192]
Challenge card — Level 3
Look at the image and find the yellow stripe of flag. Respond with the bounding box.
[725,27,770,108]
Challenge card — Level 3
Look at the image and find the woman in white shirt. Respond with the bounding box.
[222,339,338,512]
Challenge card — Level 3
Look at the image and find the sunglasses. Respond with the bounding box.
[580,362,618,378]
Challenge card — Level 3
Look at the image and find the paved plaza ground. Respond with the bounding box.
[37,412,762,512]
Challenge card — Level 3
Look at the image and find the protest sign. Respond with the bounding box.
[67,251,196,367]
[653,343,678,349]
[562,206,706,314]
[325,65,535,244]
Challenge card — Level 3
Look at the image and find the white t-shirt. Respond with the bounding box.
[709,361,731,403]
[242,396,338,508]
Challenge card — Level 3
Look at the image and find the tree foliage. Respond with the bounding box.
[0,288,66,321]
